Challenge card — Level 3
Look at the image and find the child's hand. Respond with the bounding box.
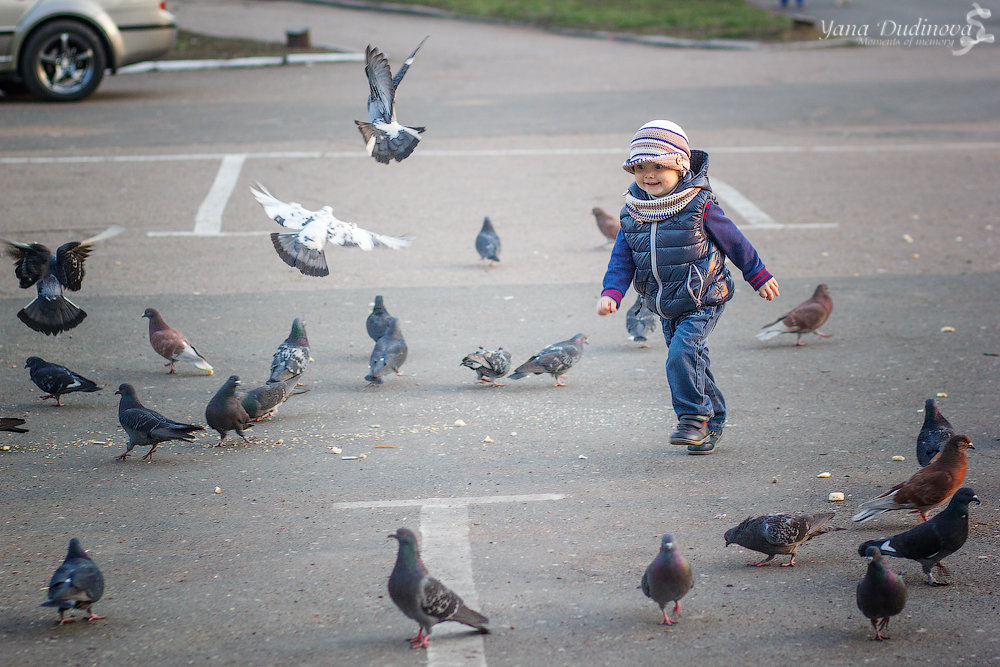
[597,296,618,316]
[757,278,780,301]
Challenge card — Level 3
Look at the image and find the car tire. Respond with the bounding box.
[20,20,107,102]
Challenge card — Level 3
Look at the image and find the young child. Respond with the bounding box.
[597,120,779,455]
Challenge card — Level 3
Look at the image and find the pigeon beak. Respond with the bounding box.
[388,533,399,541]
[967,442,975,449]
[972,495,981,504]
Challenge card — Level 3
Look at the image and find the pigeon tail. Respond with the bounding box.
[507,371,528,380]
[755,321,786,341]
[355,121,424,164]
[18,295,86,336]
[270,232,329,277]
[448,605,490,632]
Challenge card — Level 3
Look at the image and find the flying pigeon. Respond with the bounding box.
[24,356,101,407]
[856,546,907,641]
[916,398,955,467]
[355,37,429,164]
[42,538,105,625]
[269,317,312,384]
[387,527,489,649]
[724,512,843,567]
[237,375,305,421]
[460,346,511,386]
[475,217,501,266]
[0,417,28,433]
[626,295,657,347]
[1,226,122,336]
[366,295,393,341]
[114,383,204,461]
[852,434,973,523]
[640,533,693,626]
[205,375,251,447]
[143,307,213,375]
[592,206,620,245]
[858,487,980,586]
[365,317,408,385]
[250,183,411,278]
[509,333,587,386]
[756,283,832,345]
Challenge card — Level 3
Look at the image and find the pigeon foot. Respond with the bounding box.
[749,555,775,567]
[410,636,430,649]
[659,610,677,626]
[141,446,158,462]
[86,612,105,621]
[115,452,129,461]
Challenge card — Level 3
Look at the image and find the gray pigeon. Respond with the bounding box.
[355,37,428,164]
[205,375,252,446]
[626,295,657,347]
[856,547,907,641]
[24,356,101,407]
[724,513,843,567]
[509,333,587,386]
[475,217,501,266]
[460,347,512,386]
[269,317,312,383]
[237,375,305,421]
[365,318,408,384]
[0,417,28,433]
[916,398,954,467]
[366,295,393,341]
[42,538,105,625]
[858,487,979,586]
[640,534,693,626]
[756,284,833,345]
[1,226,122,335]
[115,383,204,461]
[388,527,489,649]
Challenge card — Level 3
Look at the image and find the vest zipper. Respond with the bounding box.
[649,220,667,318]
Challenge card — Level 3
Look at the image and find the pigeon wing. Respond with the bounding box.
[364,45,395,123]
[882,521,945,561]
[391,36,429,91]
[1,239,50,288]
[250,184,314,230]
[419,576,463,622]
[54,226,123,291]
[762,514,807,546]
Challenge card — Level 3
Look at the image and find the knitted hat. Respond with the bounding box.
[622,120,691,174]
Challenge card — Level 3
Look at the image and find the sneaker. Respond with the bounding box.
[688,429,723,455]
[669,418,708,446]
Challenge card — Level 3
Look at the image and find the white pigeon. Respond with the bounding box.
[250,183,411,277]
[354,36,428,164]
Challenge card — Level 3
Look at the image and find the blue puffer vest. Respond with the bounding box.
[618,150,733,320]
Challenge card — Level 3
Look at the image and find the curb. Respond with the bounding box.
[119,51,364,74]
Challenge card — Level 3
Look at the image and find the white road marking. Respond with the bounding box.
[194,154,246,235]
[332,493,565,509]
[712,178,838,230]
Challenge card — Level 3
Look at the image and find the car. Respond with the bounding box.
[0,0,176,102]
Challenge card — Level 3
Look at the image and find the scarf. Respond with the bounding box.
[624,186,700,223]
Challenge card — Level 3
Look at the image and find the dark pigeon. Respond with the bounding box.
[640,534,693,626]
[917,398,954,467]
[114,383,204,461]
[24,356,101,407]
[0,417,28,433]
[388,527,489,649]
[626,295,657,347]
[592,206,620,246]
[460,347,511,386]
[205,375,251,446]
[143,307,213,375]
[42,538,105,625]
[1,226,122,335]
[366,295,393,341]
[355,37,429,164]
[724,512,843,567]
[237,375,305,421]
[366,318,408,385]
[856,546,907,641]
[509,333,587,386]
[475,217,501,265]
[269,317,312,383]
[858,487,979,586]
[756,283,833,345]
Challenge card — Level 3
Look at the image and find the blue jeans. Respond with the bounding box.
[661,304,726,430]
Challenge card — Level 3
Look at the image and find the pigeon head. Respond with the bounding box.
[389,527,418,546]
[573,333,589,346]
[813,284,829,298]
[24,356,44,370]
[946,434,974,452]
[66,537,91,561]
[952,487,980,507]
[659,534,676,552]
[226,375,241,388]
[864,545,882,559]
[289,318,309,346]
[724,517,753,546]
[141,307,158,320]
[115,383,137,398]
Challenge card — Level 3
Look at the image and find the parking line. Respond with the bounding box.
[712,178,837,230]
[194,154,246,235]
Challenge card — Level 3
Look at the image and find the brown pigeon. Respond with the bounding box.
[143,307,213,375]
[592,207,620,246]
[853,434,973,523]
[756,284,832,345]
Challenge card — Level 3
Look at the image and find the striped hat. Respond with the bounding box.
[622,120,691,174]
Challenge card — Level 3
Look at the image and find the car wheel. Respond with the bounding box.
[20,20,107,102]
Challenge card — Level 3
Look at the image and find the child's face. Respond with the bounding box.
[633,162,681,197]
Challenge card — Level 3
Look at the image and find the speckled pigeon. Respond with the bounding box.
[114,383,203,461]
[205,375,251,446]
[856,546,907,641]
[24,356,100,407]
[366,317,408,385]
[626,295,657,347]
[0,417,28,433]
[388,527,489,649]
[475,217,501,266]
[143,307,213,375]
[250,183,411,277]
[269,317,312,383]
[366,295,393,341]
[724,512,843,567]
[858,487,979,586]
[355,37,428,164]
[460,346,511,386]
[592,206,620,245]
[916,398,954,467]
[1,226,122,335]
[756,284,833,345]
[42,538,105,625]
[237,375,305,421]
[640,534,693,626]
[509,333,587,386]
